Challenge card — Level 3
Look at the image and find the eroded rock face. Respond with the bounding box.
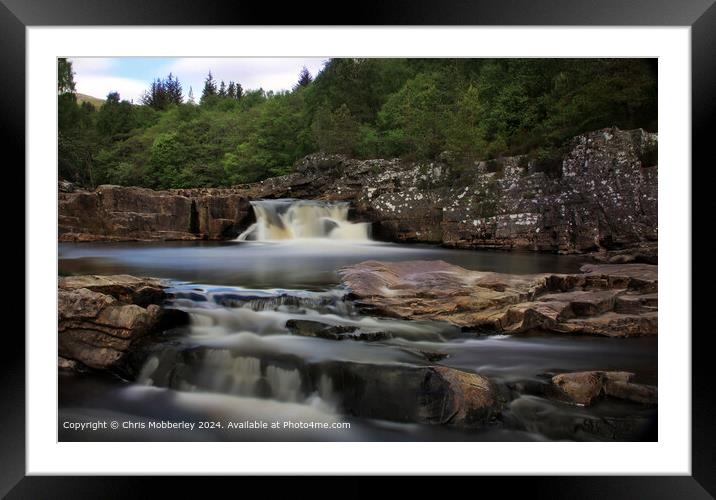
[59,185,253,241]
[58,275,188,370]
[58,127,657,254]
[339,260,657,337]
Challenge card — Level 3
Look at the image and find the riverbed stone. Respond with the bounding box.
[550,370,656,406]
[285,319,390,341]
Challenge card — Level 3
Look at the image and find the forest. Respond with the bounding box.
[58,58,657,189]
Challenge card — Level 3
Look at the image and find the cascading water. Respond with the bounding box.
[236,199,372,242]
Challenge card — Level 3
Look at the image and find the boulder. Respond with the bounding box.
[58,275,189,370]
[550,371,657,406]
[324,363,497,427]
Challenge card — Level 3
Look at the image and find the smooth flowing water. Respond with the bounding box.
[58,200,656,442]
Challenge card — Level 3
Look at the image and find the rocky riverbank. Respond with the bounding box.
[59,127,657,258]
[58,274,188,371]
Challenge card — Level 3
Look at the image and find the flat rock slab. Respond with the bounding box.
[59,274,168,306]
[340,261,658,337]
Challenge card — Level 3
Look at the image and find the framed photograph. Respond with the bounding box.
[7,0,713,495]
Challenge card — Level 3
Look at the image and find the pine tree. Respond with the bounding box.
[227,81,236,99]
[295,66,313,90]
[235,82,243,99]
[141,78,171,110]
[218,80,227,97]
[165,73,183,105]
[188,86,195,104]
[201,71,217,104]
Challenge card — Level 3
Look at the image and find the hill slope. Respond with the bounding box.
[76,93,104,108]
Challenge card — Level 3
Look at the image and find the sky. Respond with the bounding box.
[68,57,329,103]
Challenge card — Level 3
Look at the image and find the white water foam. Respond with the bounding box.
[237,199,372,242]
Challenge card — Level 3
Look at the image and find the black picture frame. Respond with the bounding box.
[5,0,712,497]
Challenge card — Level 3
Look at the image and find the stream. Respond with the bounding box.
[58,200,657,441]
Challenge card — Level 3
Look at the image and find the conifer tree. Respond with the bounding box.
[201,71,217,104]
[295,66,313,89]
[165,73,183,104]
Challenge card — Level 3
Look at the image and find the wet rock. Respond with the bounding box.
[431,366,496,426]
[59,274,166,306]
[604,380,658,405]
[340,260,658,337]
[341,259,543,325]
[551,371,627,405]
[537,290,620,317]
[550,371,657,406]
[554,312,658,337]
[614,293,658,314]
[416,350,450,362]
[58,275,189,370]
[143,346,497,428]
[285,319,390,341]
[313,362,497,427]
[579,263,658,293]
[58,356,80,371]
[508,395,656,441]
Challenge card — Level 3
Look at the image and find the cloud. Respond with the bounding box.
[67,57,329,103]
[69,57,147,102]
[160,57,328,94]
[74,75,148,103]
[69,57,116,74]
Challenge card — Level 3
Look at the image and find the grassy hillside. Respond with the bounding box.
[76,93,105,109]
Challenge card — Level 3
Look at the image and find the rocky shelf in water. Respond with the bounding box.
[339,260,657,337]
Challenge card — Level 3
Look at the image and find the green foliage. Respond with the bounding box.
[57,58,76,95]
[377,72,453,159]
[96,92,137,139]
[58,58,657,189]
[312,104,360,154]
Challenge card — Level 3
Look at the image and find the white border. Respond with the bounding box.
[27,27,691,475]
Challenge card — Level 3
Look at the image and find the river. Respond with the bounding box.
[58,200,657,441]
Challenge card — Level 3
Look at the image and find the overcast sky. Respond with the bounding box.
[68,57,329,103]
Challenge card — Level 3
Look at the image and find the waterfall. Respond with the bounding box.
[237,199,371,242]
